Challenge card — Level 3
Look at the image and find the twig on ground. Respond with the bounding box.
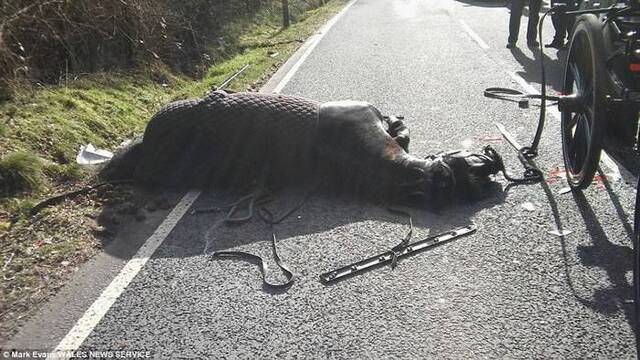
[2,251,16,278]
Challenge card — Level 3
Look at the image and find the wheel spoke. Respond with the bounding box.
[566,113,579,130]
[569,62,583,94]
[573,114,589,172]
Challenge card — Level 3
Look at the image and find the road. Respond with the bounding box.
[5,0,638,358]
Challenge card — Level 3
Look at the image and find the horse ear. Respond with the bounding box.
[383,115,410,152]
[393,136,410,153]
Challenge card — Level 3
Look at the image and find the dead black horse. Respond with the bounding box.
[101,90,506,206]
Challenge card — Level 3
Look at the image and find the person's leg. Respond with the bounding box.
[546,1,575,48]
[546,5,566,47]
[553,15,563,38]
[508,0,525,45]
[563,11,576,42]
[552,9,564,41]
[526,0,542,45]
[545,15,566,47]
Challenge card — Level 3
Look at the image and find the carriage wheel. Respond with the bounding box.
[560,15,607,189]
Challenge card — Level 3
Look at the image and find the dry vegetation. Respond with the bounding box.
[0,0,348,342]
[0,0,272,89]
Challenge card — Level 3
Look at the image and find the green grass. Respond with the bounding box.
[0,0,351,341]
[4,197,35,218]
[0,0,348,210]
[0,152,43,197]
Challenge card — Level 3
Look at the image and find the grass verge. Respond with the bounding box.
[0,0,348,342]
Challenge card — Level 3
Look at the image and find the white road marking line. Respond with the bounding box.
[48,2,360,354]
[49,190,202,358]
[505,71,538,96]
[273,0,358,93]
[455,16,628,182]
[600,151,622,181]
[459,19,490,50]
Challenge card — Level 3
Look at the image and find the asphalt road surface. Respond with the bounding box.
[5,0,639,358]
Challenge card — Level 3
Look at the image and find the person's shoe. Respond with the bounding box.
[506,41,516,49]
[527,40,540,48]
[545,39,565,49]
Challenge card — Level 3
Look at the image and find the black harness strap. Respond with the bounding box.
[197,191,309,291]
[386,207,414,269]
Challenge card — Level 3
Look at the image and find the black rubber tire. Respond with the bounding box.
[561,14,607,189]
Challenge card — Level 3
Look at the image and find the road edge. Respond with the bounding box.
[2,0,357,355]
[261,0,358,94]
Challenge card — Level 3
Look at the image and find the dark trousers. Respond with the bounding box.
[550,0,575,42]
[508,0,543,43]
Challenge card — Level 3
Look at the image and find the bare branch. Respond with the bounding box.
[0,0,63,34]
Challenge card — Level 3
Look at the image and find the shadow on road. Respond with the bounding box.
[603,137,640,179]
[509,46,567,91]
[93,183,507,262]
[537,169,636,332]
[175,184,506,257]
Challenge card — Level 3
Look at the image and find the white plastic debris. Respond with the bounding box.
[548,229,573,237]
[118,138,134,148]
[76,144,113,165]
[521,202,536,211]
